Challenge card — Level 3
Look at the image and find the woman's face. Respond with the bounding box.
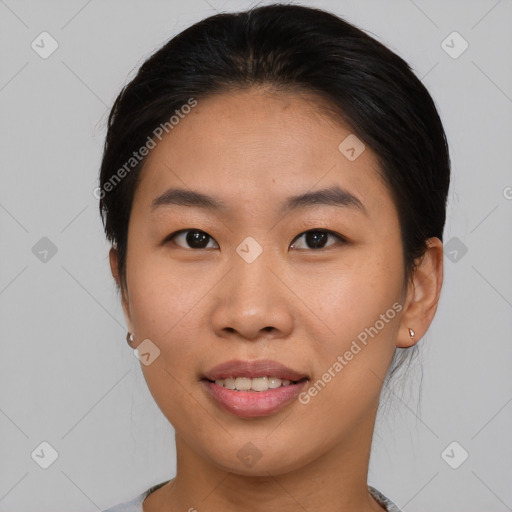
[116,87,408,475]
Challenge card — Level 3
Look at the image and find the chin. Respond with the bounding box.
[201,441,312,477]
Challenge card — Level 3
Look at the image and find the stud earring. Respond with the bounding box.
[126,331,135,346]
[408,328,415,339]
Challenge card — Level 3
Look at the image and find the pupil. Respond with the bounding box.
[306,230,327,249]
[187,230,209,248]
[184,230,328,249]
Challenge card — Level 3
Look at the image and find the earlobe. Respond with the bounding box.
[397,237,444,348]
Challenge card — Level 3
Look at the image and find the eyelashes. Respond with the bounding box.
[164,228,348,251]
[166,229,217,250]
[290,229,348,250]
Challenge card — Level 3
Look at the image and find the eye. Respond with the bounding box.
[164,228,346,251]
[165,229,218,249]
[290,229,346,250]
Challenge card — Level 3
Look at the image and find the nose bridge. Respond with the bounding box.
[236,248,277,298]
[230,239,278,309]
[212,240,293,339]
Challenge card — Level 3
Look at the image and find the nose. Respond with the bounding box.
[211,249,294,342]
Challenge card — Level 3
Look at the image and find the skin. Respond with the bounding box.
[109,87,443,512]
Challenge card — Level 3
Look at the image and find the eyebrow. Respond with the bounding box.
[150,185,367,216]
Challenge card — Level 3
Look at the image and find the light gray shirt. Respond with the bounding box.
[102,481,402,511]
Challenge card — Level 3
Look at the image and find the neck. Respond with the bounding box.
[147,405,386,512]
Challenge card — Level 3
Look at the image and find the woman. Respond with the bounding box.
[99,3,449,511]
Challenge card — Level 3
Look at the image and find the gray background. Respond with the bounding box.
[1,0,511,510]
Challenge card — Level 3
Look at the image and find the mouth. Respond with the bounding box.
[203,375,308,391]
[201,359,309,418]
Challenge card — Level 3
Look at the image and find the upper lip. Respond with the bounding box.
[203,359,308,382]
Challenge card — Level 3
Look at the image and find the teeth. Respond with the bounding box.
[213,376,297,391]
[235,377,252,391]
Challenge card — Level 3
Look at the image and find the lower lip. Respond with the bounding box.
[202,379,308,418]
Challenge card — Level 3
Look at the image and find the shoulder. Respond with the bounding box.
[102,480,171,512]
[101,492,145,512]
[368,485,402,512]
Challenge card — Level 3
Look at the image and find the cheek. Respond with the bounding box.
[125,260,213,411]
[310,248,402,331]
[126,260,206,427]
[294,272,401,434]
[127,250,206,336]
[300,247,403,379]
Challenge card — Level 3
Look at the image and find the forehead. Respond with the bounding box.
[133,88,392,220]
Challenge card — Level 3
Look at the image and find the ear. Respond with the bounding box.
[397,237,444,348]
[109,247,134,332]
